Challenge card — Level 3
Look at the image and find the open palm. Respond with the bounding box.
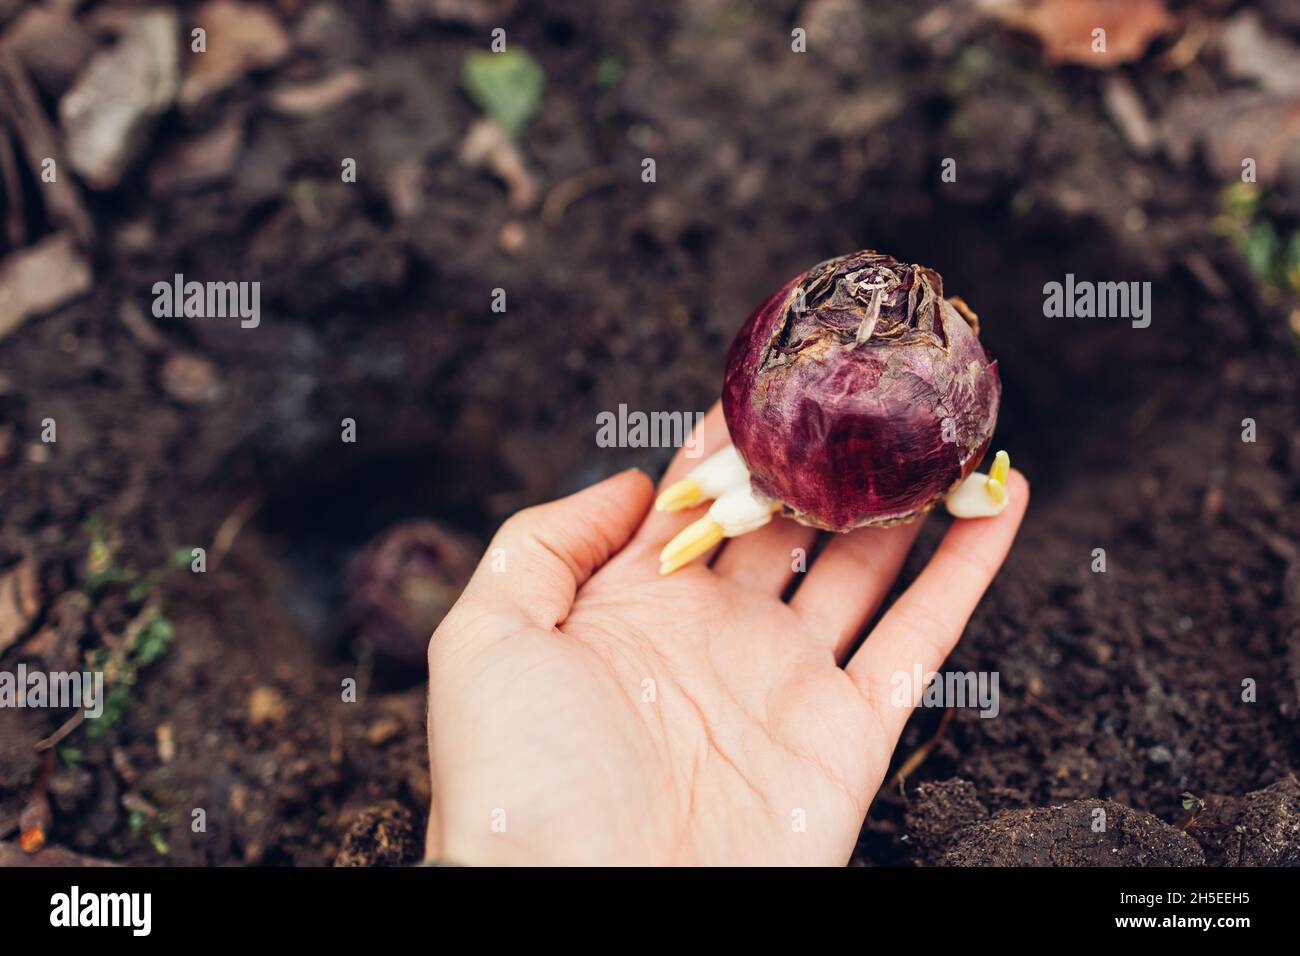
[426,405,1028,865]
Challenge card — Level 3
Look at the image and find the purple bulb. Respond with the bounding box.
[722,251,1000,532]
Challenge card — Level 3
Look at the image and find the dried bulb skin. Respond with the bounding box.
[722,251,1000,532]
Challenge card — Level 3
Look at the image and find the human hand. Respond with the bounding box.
[425,403,1028,865]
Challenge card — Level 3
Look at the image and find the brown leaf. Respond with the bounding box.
[181,2,290,110]
[0,559,39,654]
[984,0,1177,68]
[1220,11,1300,97]
[1159,90,1300,186]
[58,10,179,190]
[0,234,94,343]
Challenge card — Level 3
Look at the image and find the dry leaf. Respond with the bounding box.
[181,2,290,110]
[983,0,1177,68]
[1220,11,1300,97]
[0,559,40,653]
[1160,90,1300,186]
[0,234,94,342]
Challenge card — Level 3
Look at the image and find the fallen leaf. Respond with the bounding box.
[181,1,290,110]
[58,9,179,189]
[1220,11,1300,97]
[983,0,1177,68]
[1159,91,1300,186]
[0,559,39,653]
[0,234,93,342]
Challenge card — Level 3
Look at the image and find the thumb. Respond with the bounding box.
[462,468,654,628]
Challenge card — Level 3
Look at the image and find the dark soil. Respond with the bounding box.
[1,0,1298,866]
[1187,775,1300,866]
[938,800,1207,867]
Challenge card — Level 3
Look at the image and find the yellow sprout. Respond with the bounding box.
[658,517,725,575]
[654,478,704,513]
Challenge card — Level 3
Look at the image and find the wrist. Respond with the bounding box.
[428,813,549,867]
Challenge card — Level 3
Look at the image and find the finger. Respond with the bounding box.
[789,519,926,661]
[711,516,817,594]
[461,468,654,629]
[846,470,1029,741]
[633,402,731,550]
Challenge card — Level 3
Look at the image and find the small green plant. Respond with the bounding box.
[1215,183,1300,301]
[80,522,188,739]
[134,613,175,667]
[596,53,623,90]
[1176,792,1206,832]
[127,807,171,856]
[85,608,176,739]
[462,49,545,138]
[85,519,129,593]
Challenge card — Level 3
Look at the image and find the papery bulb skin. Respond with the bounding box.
[722,251,1000,532]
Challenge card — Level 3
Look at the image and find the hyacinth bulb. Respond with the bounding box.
[344,521,479,667]
[655,250,1008,574]
[720,250,1001,532]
